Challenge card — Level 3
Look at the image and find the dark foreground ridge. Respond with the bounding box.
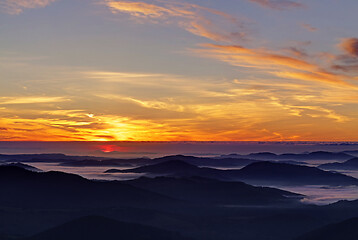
[21,216,190,240]
[295,217,358,240]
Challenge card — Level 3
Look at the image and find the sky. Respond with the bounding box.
[0,0,358,141]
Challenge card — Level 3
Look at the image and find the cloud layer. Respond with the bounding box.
[1,0,358,141]
[105,0,246,42]
[340,38,358,57]
[0,0,56,14]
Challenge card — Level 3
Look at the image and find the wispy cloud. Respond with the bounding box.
[0,0,56,14]
[300,23,317,32]
[248,0,304,10]
[104,0,247,42]
[0,96,69,105]
[1,67,357,141]
[193,44,354,86]
[339,38,358,57]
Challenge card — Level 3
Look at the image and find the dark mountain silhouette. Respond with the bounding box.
[221,152,279,160]
[126,176,303,206]
[0,153,107,163]
[153,155,258,167]
[326,199,358,209]
[65,155,258,168]
[343,150,358,157]
[221,151,354,161]
[106,160,358,186]
[0,162,42,172]
[107,160,199,174]
[3,152,351,169]
[0,153,261,168]
[60,159,136,167]
[0,166,178,210]
[319,157,358,170]
[236,161,358,186]
[105,160,229,180]
[295,217,358,240]
[21,216,189,240]
[279,151,353,161]
[2,163,358,240]
[277,160,307,165]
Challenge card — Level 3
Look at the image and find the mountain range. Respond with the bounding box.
[319,157,358,170]
[106,160,358,186]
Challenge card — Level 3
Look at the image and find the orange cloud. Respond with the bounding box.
[339,38,358,57]
[193,44,354,86]
[104,0,246,42]
[0,0,56,14]
[0,96,69,105]
[106,1,181,18]
[0,69,357,142]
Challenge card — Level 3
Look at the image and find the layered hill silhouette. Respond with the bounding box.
[0,165,303,209]
[106,160,358,186]
[1,152,355,169]
[319,157,358,170]
[0,166,177,209]
[126,176,303,205]
[21,216,189,240]
[0,153,107,163]
[62,155,259,168]
[221,151,354,161]
[236,161,358,186]
[2,161,358,240]
[0,162,42,172]
[295,217,358,240]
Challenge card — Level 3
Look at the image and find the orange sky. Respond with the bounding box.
[1,0,358,141]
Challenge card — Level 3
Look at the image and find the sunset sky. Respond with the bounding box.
[1,0,358,141]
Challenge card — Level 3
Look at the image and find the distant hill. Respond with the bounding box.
[236,161,358,186]
[107,160,200,174]
[22,216,190,240]
[221,151,354,161]
[0,162,42,172]
[0,166,177,210]
[105,160,228,180]
[60,159,135,167]
[106,160,358,186]
[66,155,258,168]
[1,151,353,169]
[153,155,258,167]
[0,153,107,163]
[126,176,303,206]
[0,153,261,168]
[319,157,358,170]
[295,217,358,240]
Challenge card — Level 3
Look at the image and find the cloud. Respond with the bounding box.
[0,96,69,105]
[104,0,246,42]
[193,44,354,86]
[1,66,357,141]
[300,23,317,32]
[339,38,358,57]
[248,0,304,10]
[0,0,56,14]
